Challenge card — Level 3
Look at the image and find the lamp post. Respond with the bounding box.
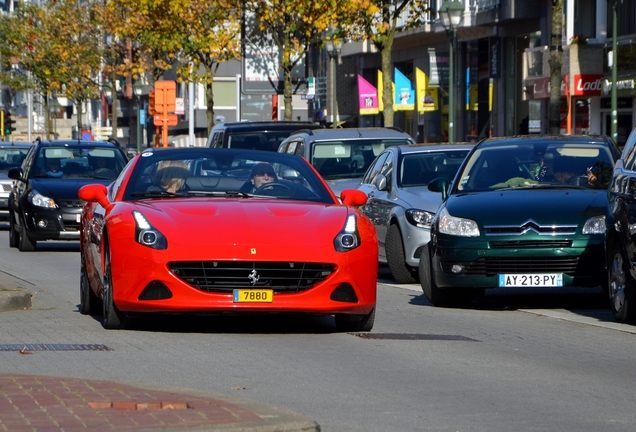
[611,0,621,142]
[439,0,464,142]
[325,35,343,129]
[133,80,143,154]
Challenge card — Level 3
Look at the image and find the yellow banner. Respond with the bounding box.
[416,68,437,113]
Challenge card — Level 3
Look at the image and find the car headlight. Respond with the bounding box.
[29,191,57,209]
[133,210,167,249]
[405,209,435,228]
[334,214,361,252]
[437,207,480,237]
[582,215,606,235]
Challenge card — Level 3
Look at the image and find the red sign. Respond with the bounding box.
[154,80,176,114]
[572,74,604,96]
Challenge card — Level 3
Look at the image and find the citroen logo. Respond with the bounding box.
[248,269,260,285]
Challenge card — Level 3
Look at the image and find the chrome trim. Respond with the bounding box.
[484,219,577,236]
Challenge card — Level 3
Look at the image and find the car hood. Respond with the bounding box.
[31,178,113,200]
[445,188,607,226]
[399,187,444,212]
[134,198,350,247]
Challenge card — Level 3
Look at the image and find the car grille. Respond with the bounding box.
[1,183,12,192]
[168,261,335,293]
[489,240,572,248]
[484,219,577,236]
[441,256,602,277]
[60,199,85,209]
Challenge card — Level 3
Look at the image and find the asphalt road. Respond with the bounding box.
[1,227,636,431]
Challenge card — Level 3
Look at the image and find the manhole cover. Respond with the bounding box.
[0,344,112,351]
[351,333,477,341]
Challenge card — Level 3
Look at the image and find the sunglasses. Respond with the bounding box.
[255,170,275,177]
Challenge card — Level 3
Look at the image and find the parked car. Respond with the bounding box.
[420,135,619,307]
[8,138,128,251]
[277,127,416,195]
[0,142,32,221]
[78,148,377,331]
[606,125,636,323]
[206,121,322,151]
[356,143,473,283]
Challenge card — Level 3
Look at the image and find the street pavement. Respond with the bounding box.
[0,270,320,432]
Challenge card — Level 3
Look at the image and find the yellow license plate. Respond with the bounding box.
[233,289,273,303]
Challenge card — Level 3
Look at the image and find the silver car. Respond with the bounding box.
[277,128,416,196]
[356,143,473,283]
[0,142,32,221]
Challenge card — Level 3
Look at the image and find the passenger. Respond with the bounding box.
[148,160,190,193]
[240,162,278,193]
[44,158,64,178]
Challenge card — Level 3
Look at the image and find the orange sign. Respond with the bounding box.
[154,114,178,127]
[154,80,176,114]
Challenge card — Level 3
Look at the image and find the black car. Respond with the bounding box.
[607,126,636,323]
[0,142,33,221]
[206,121,322,152]
[8,138,128,251]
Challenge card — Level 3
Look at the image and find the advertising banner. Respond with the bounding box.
[358,75,379,115]
[394,68,415,111]
[416,68,437,113]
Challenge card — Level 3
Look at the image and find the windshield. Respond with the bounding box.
[400,150,470,187]
[457,141,616,192]
[123,149,334,203]
[33,146,128,180]
[311,139,412,179]
[0,147,30,174]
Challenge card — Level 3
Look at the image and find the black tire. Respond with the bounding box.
[608,242,636,324]
[386,224,418,284]
[8,212,17,248]
[418,244,474,307]
[335,307,375,332]
[80,253,101,316]
[18,221,36,252]
[102,246,125,329]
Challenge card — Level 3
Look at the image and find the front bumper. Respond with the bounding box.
[23,205,82,241]
[431,236,606,289]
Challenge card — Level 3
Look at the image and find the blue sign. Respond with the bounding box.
[81,130,93,141]
[140,108,146,125]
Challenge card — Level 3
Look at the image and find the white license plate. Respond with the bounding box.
[498,274,563,287]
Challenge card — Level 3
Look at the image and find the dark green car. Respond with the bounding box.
[420,135,620,307]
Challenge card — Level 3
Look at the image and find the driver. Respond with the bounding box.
[241,162,278,193]
[44,158,64,178]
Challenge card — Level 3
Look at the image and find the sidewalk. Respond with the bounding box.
[0,271,320,432]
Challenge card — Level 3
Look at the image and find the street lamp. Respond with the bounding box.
[325,34,343,129]
[133,80,144,154]
[439,0,464,142]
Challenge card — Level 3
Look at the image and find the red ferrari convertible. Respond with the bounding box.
[78,148,378,331]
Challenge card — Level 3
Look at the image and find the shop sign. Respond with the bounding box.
[601,78,636,96]
[572,74,603,96]
[489,37,501,78]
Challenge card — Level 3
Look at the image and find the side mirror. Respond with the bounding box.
[428,177,450,201]
[374,173,388,191]
[340,189,368,207]
[78,184,113,210]
[8,167,23,181]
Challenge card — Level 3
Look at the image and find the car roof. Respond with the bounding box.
[211,121,322,132]
[478,135,611,147]
[287,127,414,141]
[35,139,122,148]
[395,143,475,154]
[0,142,33,148]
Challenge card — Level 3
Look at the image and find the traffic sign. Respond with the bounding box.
[154,81,176,114]
[154,114,178,127]
[81,130,93,141]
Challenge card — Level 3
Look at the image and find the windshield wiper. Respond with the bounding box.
[130,191,184,198]
[186,190,250,197]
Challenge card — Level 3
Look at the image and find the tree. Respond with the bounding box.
[347,0,430,127]
[0,0,106,139]
[548,0,564,134]
[244,0,362,121]
[103,0,241,135]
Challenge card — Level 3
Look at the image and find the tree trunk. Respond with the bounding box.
[283,67,293,121]
[548,0,564,135]
[381,47,394,128]
[206,81,215,134]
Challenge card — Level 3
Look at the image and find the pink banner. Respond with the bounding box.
[358,75,379,115]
